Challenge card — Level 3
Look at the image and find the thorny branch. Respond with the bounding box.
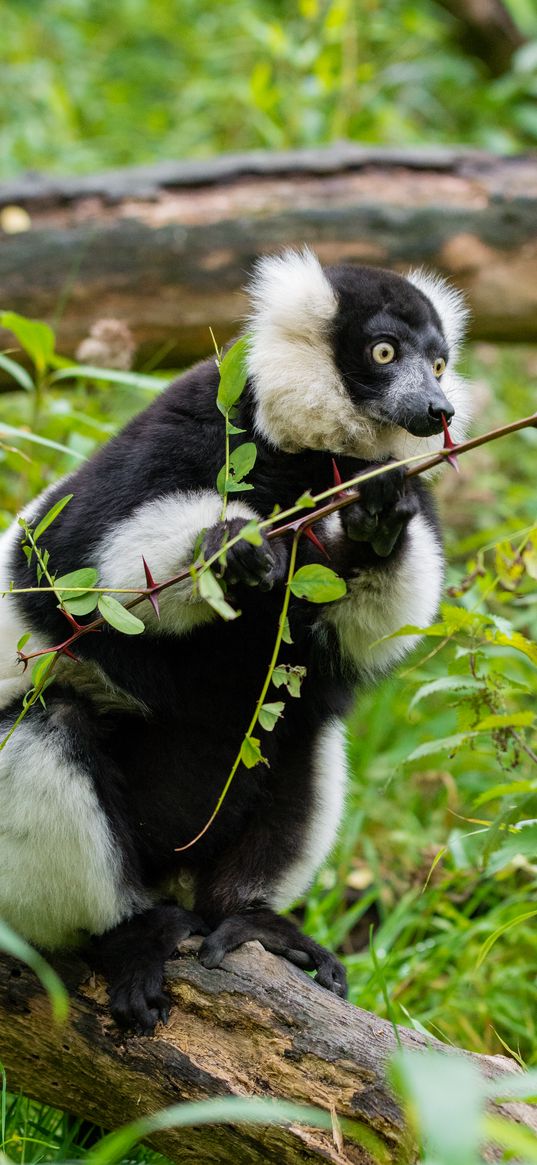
[5,409,537,671]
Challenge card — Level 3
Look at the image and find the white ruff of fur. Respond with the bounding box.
[247,248,376,455]
[247,249,472,461]
[407,268,470,355]
[271,719,348,909]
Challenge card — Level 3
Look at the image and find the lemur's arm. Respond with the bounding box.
[320,467,444,680]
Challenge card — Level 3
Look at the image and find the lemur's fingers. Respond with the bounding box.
[342,466,419,553]
[202,518,286,589]
[199,907,347,998]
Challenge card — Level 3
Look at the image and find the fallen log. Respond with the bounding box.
[1,939,536,1164]
[0,145,536,372]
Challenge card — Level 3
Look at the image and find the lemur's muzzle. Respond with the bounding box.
[406,376,455,438]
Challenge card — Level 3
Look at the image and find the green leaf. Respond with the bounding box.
[391,1050,483,1165]
[0,311,55,375]
[290,564,346,603]
[486,823,537,876]
[474,779,535,808]
[240,735,267,768]
[63,593,99,616]
[31,652,57,688]
[55,566,99,614]
[0,422,86,461]
[484,624,537,665]
[0,920,69,1022]
[272,664,306,698]
[54,567,98,596]
[295,490,315,508]
[476,907,537,968]
[237,520,263,546]
[0,351,35,391]
[405,732,479,762]
[216,336,250,414]
[88,1098,337,1165]
[258,701,285,731]
[198,568,239,621]
[98,595,145,634]
[218,478,254,495]
[282,616,293,644]
[227,421,246,435]
[50,365,166,392]
[475,710,535,730]
[409,675,481,711]
[483,1114,537,1162]
[217,442,258,496]
[16,632,31,652]
[33,494,74,543]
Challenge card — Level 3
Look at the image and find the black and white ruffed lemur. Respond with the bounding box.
[0,251,471,1033]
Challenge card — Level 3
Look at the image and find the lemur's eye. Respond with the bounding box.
[433,357,446,378]
[372,341,395,365]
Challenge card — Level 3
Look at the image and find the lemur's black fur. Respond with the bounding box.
[0,255,467,1033]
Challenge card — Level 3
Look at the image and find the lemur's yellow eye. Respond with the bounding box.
[372,341,395,365]
[433,357,446,378]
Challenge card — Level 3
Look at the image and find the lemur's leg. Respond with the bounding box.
[0,693,146,952]
[194,725,348,998]
[322,467,444,680]
[0,691,207,1034]
[89,902,208,1035]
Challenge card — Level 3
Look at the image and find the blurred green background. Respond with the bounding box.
[1,1,537,1160]
[1,0,537,178]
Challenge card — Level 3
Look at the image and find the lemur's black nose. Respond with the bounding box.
[428,399,455,425]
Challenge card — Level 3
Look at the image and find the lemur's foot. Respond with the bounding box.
[90,903,209,1035]
[341,463,419,558]
[203,518,287,590]
[199,906,347,998]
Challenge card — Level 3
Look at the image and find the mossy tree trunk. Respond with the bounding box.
[0,146,536,374]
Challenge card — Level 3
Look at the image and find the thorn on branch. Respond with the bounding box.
[442,413,460,472]
[305,527,330,560]
[142,556,161,619]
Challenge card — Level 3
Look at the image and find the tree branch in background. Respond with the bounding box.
[434,0,526,76]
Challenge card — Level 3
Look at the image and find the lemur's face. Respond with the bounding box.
[247,249,471,460]
[326,265,453,439]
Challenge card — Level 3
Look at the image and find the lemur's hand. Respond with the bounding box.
[202,518,288,591]
[341,463,419,558]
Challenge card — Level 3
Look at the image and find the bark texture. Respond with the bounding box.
[1,939,536,1165]
[0,145,536,371]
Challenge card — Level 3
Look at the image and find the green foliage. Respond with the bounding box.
[0,0,536,179]
[97,594,145,635]
[197,567,239,621]
[0,922,68,1023]
[290,562,347,602]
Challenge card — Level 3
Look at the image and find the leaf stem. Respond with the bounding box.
[174,531,300,852]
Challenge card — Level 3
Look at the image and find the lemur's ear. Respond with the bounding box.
[406,269,470,354]
[247,247,337,339]
[246,249,368,453]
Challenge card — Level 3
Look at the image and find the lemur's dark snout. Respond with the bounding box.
[406,383,455,437]
[428,400,455,425]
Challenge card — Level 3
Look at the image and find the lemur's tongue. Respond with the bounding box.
[442,413,460,472]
